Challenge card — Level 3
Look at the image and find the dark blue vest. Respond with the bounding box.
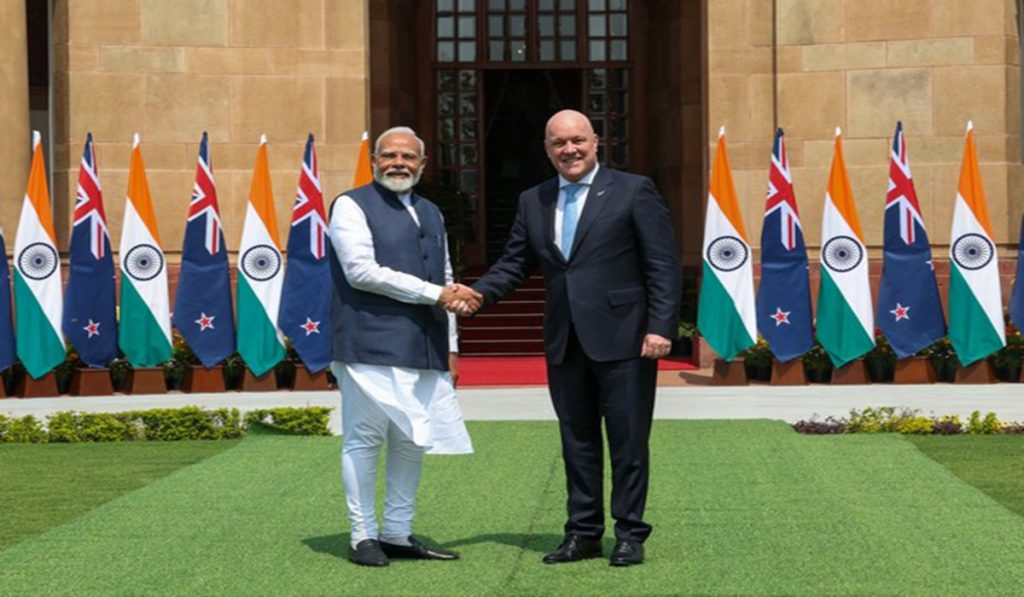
[329,182,450,371]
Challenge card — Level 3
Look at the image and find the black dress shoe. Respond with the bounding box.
[349,539,389,567]
[379,535,459,560]
[609,539,644,566]
[542,535,603,564]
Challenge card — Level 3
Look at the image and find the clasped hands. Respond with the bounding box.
[437,284,483,316]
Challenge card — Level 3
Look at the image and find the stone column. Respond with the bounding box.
[0,0,30,238]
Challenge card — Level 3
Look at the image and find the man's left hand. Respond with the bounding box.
[449,352,459,387]
[640,334,672,359]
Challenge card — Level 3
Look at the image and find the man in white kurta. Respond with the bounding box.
[328,126,475,567]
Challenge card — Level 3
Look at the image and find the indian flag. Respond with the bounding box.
[353,131,372,187]
[13,131,64,379]
[816,128,875,367]
[237,135,286,376]
[948,121,1005,365]
[697,128,756,360]
[119,134,172,367]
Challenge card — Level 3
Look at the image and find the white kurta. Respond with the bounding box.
[329,192,473,455]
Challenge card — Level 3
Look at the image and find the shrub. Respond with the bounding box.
[932,415,963,435]
[791,416,846,435]
[966,411,1001,435]
[0,415,48,443]
[0,407,330,443]
[895,415,934,435]
[245,407,333,436]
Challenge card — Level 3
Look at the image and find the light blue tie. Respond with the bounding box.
[560,183,584,258]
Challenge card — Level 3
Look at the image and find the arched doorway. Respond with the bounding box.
[368,0,704,272]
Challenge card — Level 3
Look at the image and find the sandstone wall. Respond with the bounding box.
[49,0,369,257]
[707,0,1023,253]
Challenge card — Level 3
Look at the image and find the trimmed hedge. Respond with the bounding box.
[0,406,333,443]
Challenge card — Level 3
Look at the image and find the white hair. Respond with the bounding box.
[374,126,426,156]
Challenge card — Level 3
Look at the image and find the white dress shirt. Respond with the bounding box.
[553,163,600,249]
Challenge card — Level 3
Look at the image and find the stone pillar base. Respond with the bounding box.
[15,372,60,397]
[712,358,747,386]
[831,361,870,385]
[894,358,937,384]
[242,369,278,391]
[123,367,167,394]
[955,360,997,384]
[770,359,807,385]
[70,368,114,396]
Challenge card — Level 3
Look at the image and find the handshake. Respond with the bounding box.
[437,283,483,317]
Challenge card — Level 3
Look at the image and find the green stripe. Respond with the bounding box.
[118,278,172,367]
[815,269,874,367]
[697,262,755,361]
[948,264,1004,365]
[236,277,284,377]
[13,272,64,379]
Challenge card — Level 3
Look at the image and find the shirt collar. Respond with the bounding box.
[558,163,599,190]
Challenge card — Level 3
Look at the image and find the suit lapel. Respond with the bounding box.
[568,167,615,258]
[539,179,563,263]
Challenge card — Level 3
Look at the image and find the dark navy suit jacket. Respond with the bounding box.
[473,167,682,364]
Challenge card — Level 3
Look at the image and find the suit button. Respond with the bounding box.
[423,255,429,260]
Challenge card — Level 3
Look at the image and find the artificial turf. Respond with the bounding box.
[0,421,1023,595]
[0,440,238,551]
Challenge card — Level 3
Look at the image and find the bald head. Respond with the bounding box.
[544,110,599,182]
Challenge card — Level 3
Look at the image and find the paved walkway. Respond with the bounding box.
[3,369,1022,435]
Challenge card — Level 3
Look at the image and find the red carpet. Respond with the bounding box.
[458,356,698,387]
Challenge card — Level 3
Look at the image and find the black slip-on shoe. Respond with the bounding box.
[379,535,459,561]
[609,539,644,566]
[541,535,603,564]
[349,539,389,567]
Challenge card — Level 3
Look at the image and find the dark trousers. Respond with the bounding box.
[546,326,658,542]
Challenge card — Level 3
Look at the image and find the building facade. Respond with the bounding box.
[1,0,1020,303]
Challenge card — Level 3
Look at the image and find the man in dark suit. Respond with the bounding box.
[459,110,682,566]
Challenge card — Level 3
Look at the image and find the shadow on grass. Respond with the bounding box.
[302,532,567,559]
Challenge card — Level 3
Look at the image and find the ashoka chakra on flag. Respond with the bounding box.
[124,244,165,282]
[822,235,863,273]
[17,243,59,280]
[241,244,282,281]
[706,236,748,272]
[951,233,994,270]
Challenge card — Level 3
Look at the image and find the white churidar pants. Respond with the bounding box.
[333,361,473,545]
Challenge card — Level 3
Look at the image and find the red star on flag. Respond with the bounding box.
[83,319,101,338]
[769,307,791,326]
[195,313,215,331]
[301,318,321,336]
[890,303,911,321]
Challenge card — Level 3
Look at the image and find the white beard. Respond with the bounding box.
[373,166,422,194]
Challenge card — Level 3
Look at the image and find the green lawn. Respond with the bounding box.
[0,440,237,551]
[1,421,1023,595]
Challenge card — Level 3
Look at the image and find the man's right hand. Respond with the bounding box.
[438,284,482,316]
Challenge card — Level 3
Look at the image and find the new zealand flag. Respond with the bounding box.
[1009,215,1024,331]
[173,132,235,367]
[279,134,331,373]
[756,129,814,362]
[877,122,946,358]
[63,133,117,367]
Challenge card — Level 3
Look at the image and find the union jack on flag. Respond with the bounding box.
[877,121,945,358]
[73,134,110,260]
[756,128,813,362]
[64,132,117,367]
[886,121,925,245]
[173,132,235,367]
[290,135,327,259]
[279,134,331,373]
[187,135,223,255]
[764,130,801,250]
